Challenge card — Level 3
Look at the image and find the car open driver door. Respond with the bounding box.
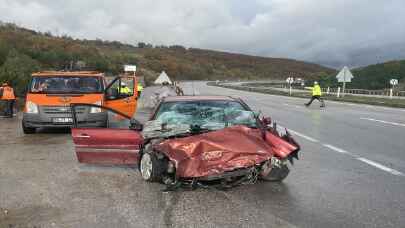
[71,103,143,165]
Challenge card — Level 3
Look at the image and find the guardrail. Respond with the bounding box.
[262,84,405,98]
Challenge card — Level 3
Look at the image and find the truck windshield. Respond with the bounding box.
[29,76,103,94]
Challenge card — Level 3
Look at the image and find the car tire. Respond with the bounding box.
[260,164,290,182]
[22,122,36,134]
[140,152,163,182]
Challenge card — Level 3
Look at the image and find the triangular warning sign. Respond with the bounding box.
[154,71,172,84]
[336,66,354,83]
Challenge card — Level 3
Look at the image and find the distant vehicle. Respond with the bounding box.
[22,71,140,134]
[70,96,300,190]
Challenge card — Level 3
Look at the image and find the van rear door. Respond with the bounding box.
[104,76,138,117]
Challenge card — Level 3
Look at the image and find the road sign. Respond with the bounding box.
[286,77,294,84]
[124,65,137,72]
[336,66,354,97]
[336,66,354,83]
[390,79,398,86]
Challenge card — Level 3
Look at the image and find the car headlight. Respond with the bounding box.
[26,101,39,114]
[90,101,102,113]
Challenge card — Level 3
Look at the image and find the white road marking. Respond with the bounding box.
[360,118,405,127]
[322,144,350,155]
[287,129,319,143]
[278,127,404,177]
[356,157,404,176]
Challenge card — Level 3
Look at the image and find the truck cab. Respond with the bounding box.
[22,71,139,134]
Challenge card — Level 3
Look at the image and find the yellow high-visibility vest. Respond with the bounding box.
[120,87,131,94]
[312,85,322,96]
[137,84,143,92]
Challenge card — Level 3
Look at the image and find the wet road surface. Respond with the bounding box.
[0,82,404,227]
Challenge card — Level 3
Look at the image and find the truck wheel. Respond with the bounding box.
[22,122,36,134]
[260,164,290,182]
[140,153,163,182]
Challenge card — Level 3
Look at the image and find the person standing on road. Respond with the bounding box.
[120,82,131,95]
[305,81,325,107]
[0,82,17,117]
[173,81,184,96]
[137,82,143,97]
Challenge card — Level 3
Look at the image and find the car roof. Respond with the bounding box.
[163,96,239,102]
[32,71,104,77]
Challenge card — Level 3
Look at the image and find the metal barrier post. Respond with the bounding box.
[337,87,341,98]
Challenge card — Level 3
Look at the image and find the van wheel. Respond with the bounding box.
[260,164,290,182]
[22,122,36,134]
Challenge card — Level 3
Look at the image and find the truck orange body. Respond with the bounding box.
[22,71,139,133]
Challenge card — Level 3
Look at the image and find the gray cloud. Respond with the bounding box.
[0,0,404,68]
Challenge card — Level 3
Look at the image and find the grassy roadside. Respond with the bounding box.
[207,82,405,109]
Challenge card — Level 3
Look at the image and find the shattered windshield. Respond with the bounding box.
[154,100,258,131]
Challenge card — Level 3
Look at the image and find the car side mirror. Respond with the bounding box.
[261,117,272,126]
[106,88,119,100]
[130,119,143,131]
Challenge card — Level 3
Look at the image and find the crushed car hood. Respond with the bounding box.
[153,125,298,178]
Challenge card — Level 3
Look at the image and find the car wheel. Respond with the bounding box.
[260,164,290,182]
[22,122,36,134]
[140,152,162,182]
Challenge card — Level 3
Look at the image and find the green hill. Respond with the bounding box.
[0,22,332,95]
[319,61,405,90]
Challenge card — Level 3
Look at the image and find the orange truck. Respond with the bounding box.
[22,71,139,134]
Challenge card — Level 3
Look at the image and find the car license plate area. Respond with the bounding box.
[52,117,73,123]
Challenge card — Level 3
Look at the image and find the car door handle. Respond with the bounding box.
[76,134,91,138]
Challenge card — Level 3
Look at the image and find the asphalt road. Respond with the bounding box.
[1,82,404,228]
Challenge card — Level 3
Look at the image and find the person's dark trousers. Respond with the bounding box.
[5,99,15,117]
[305,96,325,107]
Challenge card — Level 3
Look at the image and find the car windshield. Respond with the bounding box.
[154,100,258,131]
[30,76,103,94]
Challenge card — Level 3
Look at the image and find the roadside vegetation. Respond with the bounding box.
[0,22,332,96]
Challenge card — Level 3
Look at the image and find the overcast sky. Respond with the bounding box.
[0,0,404,68]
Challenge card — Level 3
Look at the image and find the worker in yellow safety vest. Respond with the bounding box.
[120,82,131,95]
[0,82,17,117]
[305,81,325,108]
[137,83,143,97]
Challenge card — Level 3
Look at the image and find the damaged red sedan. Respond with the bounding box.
[71,96,300,189]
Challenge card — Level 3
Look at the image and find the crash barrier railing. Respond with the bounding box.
[273,85,405,98]
[320,88,405,97]
[237,82,405,97]
[215,82,405,99]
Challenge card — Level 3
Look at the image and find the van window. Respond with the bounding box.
[30,76,103,94]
